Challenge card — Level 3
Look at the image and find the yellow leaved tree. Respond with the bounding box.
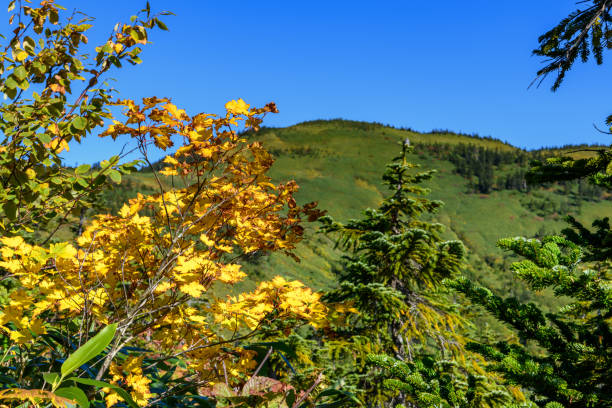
[0,2,334,407]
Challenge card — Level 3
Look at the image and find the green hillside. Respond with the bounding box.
[112,119,610,307]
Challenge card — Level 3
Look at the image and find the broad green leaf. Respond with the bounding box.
[16,78,29,90]
[4,87,16,99]
[286,389,296,407]
[43,372,60,388]
[71,117,87,131]
[75,164,91,174]
[4,76,17,89]
[108,169,121,184]
[313,388,362,408]
[129,30,139,41]
[60,323,117,378]
[33,61,47,74]
[76,177,89,188]
[3,201,17,220]
[55,386,89,408]
[23,36,35,53]
[67,378,139,408]
[13,65,27,81]
[37,132,52,144]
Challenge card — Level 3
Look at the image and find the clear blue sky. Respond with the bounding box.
[50,0,612,164]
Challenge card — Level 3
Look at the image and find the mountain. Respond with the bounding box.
[108,119,611,309]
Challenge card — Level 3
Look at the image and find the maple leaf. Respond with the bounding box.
[180,281,206,297]
[225,98,250,116]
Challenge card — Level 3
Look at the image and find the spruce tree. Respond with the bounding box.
[365,354,522,408]
[450,220,612,407]
[320,141,469,406]
[527,1,612,187]
[449,7,612,404]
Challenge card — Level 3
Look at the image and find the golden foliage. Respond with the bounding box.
[0,98,325,405]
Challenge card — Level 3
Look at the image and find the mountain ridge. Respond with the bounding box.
[251,118,606,155]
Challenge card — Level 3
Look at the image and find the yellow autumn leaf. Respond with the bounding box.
[1,236,24,248]
[163,103,187,120]
[49,242,77,259]
[179,281,206,297]
[225,98,250,116]
[46,137,69,153]
[163,155,179,165]
[217,264,246,284]
[159,167,178,176]
[153,134,173,150]
[200,234,215,247]
[15,50,28,61]
[154,281,174,294]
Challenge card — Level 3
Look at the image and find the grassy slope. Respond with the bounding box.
[235,120,609,306]
[123,120,610,305]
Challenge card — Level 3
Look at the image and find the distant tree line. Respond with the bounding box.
[413,142,608,200]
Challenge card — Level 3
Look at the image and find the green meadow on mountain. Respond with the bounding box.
[108,119,610,309]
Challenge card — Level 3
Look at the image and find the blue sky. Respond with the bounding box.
[47,0,612,164]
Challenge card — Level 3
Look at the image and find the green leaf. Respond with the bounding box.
[314,388,362,407]
[129,30,140,41]
[23,36,35,53]
[75,164,91,174]
[55,386,90,408]
[75,177,89,188]
[4,76,17,90]
[49,8,58,24]
[37,132,52,144]
[13,65,27,81]
[108,169,121,184]
[67,378,139,408]
[16,78,29,90]
[155,19,168,31]
[286,389,296,407]
[33,61,47,75]
[43,372,60,388]
[4,87,16,99]
[3,201,17,220]
[71,117,88,131]
[60,323,117,378]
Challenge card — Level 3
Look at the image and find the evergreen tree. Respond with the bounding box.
[365,354,522,408]
[450,8,612,404]
[318,142,514,406]
[533,0,612,91]
[528,1,612,187]
[450,219,612,407]
[527,151,612,189]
